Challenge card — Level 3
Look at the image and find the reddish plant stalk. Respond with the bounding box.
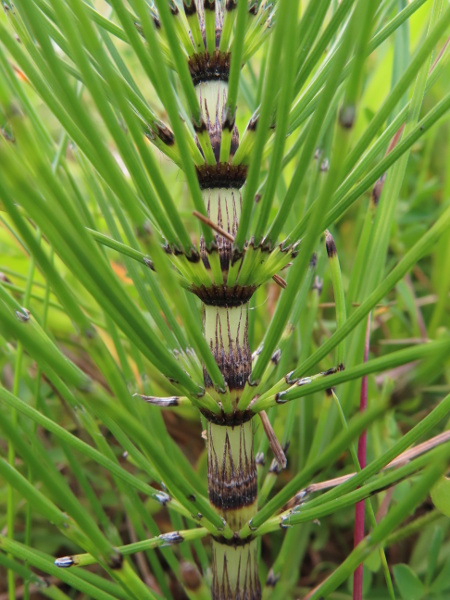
[353,313,372,599]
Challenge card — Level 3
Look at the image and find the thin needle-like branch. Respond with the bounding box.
[55,527,210,568]
[284,430,450,510]
[259,410,287,470]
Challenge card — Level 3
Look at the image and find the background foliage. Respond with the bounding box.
[0,0,449,599]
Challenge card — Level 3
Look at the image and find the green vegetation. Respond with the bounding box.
[0,1,449,599]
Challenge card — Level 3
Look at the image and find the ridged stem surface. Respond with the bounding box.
[200,180,260,600]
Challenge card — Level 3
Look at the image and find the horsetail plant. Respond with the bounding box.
[1,1,450,599]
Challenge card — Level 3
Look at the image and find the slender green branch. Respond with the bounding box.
[55,528,209,569]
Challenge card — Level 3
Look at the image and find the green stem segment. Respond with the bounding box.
[208,422,260,598]
[211,538,260,599]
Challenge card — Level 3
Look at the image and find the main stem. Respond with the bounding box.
[200,188,260,597]
[208,420,259,598]
[186,7,260,592]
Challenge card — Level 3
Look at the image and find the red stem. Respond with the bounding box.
[353,314,371,600]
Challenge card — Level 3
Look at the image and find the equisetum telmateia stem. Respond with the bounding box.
[188,4,260,598]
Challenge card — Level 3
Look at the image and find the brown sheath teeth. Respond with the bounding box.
[199,188,241,270]
[200,408,253,426]
[145,121,175,146]
[203,308,251,391]
[211,542,261,600]
[191,283,257,307]
[209,473,257,510]
[108,553,124,570]
[196,163,248,190]
[207,426,257,511]
[202,333,251,389]
[188,50,231,85]
[213,534,253,547]
[183,0,197,16]
[325,231,337,257]
[196,87,240,164]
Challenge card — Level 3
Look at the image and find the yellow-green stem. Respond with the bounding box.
[207,422,260,599]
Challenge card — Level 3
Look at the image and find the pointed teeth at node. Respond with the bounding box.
[199,86,218,124]
[271,349,281,365]
[269,457,282,473]
[193,115,208,135]
[54,556,75,568]
[154,492,172,505]
[169,0,179,15]
[159,531,185,546]
[189,50,231,87]
[15,307,30,322]
[372,173,386,207]
[195,162,248,190]
[266,569,281,587]
[248,114,259,131]
[183,0,196,16]
[312,276,323,294]
[275,392,286,404]
[255,451,265,465]
[196,85,237,163]
[143,257,154,270]
[325,230,337,258]
[222,107,236,132]
[135,12,161,33]
[146,121,175,146]
[135,394,182,407]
